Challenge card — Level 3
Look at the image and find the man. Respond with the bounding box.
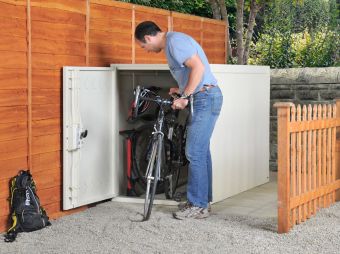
[135,21,223,220]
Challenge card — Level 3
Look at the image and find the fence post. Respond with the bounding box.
[274,102,293,233]
[336,99,340,201]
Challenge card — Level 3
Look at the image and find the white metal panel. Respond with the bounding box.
[210,64,270,202]
[63,67,119,210]
[111,64,270,204]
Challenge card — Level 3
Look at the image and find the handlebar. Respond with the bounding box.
[133,85,193,119]
[139,96,172,105]
[133,85,173,119]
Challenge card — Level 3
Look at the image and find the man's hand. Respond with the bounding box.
[172,98,188,110]
[169,87,180,95]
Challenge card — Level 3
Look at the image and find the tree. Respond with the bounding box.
[251,0,339,68]
[207,0,232,60]
[206,0,265,64]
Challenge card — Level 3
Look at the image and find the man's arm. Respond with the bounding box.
[172,54,204,110]
[182,54,205,96]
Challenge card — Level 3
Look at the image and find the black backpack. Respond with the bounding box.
[4,170,51,242]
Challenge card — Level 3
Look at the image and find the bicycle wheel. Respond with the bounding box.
[144,138,160,220]
[135,126,166,194]
[164,125,183,199]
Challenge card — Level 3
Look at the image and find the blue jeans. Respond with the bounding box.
[185,86,223,208]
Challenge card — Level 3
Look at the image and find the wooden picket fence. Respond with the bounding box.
[274,100,340,233]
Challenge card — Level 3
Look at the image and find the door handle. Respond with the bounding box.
[80,130,88,139]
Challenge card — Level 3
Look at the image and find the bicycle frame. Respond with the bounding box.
[145,107,165,182]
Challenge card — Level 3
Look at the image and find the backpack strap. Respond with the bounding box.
[4,212,21,242]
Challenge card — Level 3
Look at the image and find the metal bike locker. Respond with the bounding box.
[62,64,270,210]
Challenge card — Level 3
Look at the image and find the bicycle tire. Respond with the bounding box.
[144,138,160,220]
[164,125,183,199]
[134,126,166,194]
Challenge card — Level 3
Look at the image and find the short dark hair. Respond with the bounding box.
[135,21,162,43]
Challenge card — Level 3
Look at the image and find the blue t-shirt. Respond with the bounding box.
[165,32,217,93]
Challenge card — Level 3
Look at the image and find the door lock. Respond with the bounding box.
[80,130,88,139]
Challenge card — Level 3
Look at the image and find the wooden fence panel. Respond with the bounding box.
[134,5,169,64]
[275,100,340,233]
[172,12,202,44]
[89,1,132,66]
[0,0,28,233]
[29,0,87,222]
[202,20,226,64]
[0,0,226,232]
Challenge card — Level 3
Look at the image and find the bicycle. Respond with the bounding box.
[131,86,188,220]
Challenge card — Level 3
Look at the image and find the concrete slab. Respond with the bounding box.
[212,171,277,218]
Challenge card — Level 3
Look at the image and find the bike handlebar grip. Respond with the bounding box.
[189,95,194,116]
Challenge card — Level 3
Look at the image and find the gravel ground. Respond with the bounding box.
[0,201,339,254]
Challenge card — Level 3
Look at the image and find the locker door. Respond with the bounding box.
[63,67,118,210]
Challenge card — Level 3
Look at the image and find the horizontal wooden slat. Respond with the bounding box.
[89,29,131,44]
[0,122,27,141]
[134,4,169,15]
[31,151,60,172]
[202,40,226,48]
[32,21,85,42]
[32,89,60,105]
[135,57,168,64]
[202,28,225,38]
[170,29,201,41]
[89,57,131,66]
[32,118,61,136]
[0,215,9,233]
[202,18,226,25]
[41,201,61,217]
[0,138,27,160]
[38,185,61,206]
[290,180,340,209]
[32,134,60,154]
[90,3,132,20]
[32,38,86,56]
[0,89,27,106]
[32,69,61,89]
[172,21,202,31]
[0,37,27,51]
[0,106,27,123]
[0,2,26,19]
[34,167,61,190]
[31,6,85,24]
[289,119,340,132]
[32,103,60,120]
[32,53,86,70]
[91,0,132,9]
[0,69,27,89]
[0,156,27,180]
[0,178,10,200]
[31,0,86,14]
[89,44,131,59]
[0,51,27,69]
[90,18,131,33]
[0,16,27,37]
[208,57,225,64]
[0,198,10,217]
[203,23,226,33]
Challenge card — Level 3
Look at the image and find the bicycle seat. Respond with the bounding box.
[119,129,136,138]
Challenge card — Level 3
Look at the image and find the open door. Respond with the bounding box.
[63,67,118,210]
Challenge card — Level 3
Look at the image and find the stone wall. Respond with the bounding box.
[270,67,340,171]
